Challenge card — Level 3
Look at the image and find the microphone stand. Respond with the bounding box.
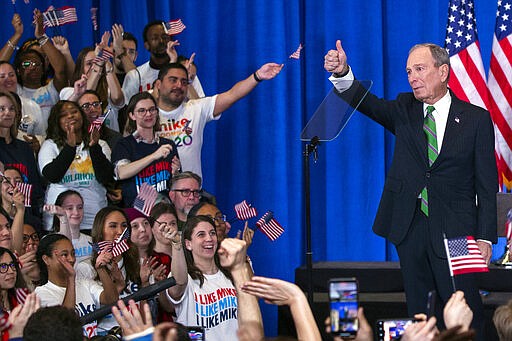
[304,136,319,306]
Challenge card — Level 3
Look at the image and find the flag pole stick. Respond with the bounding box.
[443,233,457,293]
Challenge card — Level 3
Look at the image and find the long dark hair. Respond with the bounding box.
[124,92,160,135]
[91,207,140,285]
[0,247,27,310]
[35,234,69,285]
[182,215,232,287]
[46,100,90,149]
[51,190,83,232]
[72,48,108,113]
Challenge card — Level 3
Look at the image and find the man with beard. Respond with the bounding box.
[122,21,170,102]
[155,62,283,180]
[168,171,202,230]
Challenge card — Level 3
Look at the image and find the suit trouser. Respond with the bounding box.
[395,201,484,340]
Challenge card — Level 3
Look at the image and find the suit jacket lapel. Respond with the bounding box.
[433,97,464,166]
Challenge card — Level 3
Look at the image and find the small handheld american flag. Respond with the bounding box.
[234,200,257,221]
[289,43,303,59]
[133,182,158,216]
[88,108,111,133]
[93,49,114,64]
[42,6,78,28]
[444,235,488,276]
[163,19,186,35]
[91,227,131,257]
[16,182,32,207]
[256,211,284,241]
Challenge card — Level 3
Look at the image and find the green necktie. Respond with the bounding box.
[420,105,438,216]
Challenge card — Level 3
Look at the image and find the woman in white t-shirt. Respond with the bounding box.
[43,190,93,263]
[166,215,239,341]
[38,100,113,232]
[34,233,118,338]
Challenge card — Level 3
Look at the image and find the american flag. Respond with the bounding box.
[88,107,111,133]
[93,49,114,64]
[289,43,303,59]
[256,211,284,241]
[91,228,130,258]
[444,0,489,110]
[15,287,30,305]
[488,0,512,191]
[42,6,78,28]
[234,200,257,220]
[90,7,98,31]
[163,19,186,36]
[444,235,488,276]
[133,182,158,216]
[16,182,32,207]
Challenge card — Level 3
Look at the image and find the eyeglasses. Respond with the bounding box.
[135,107,158,116]
[172,189,202,198]
[211,214,227,224]
[0,262,16,273]
[23,233,39,243]
[0,106,15,114]
[81,101,102,111]
[21,61,42,69]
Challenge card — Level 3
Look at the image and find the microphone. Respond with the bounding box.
[80,277,177,325]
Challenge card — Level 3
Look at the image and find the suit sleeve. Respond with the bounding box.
[474,111,498,243]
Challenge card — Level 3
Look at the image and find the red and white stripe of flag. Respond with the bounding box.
[17,183,32,207]
[256,211,284,241]
[90,7,98,31]
[289,43,303,59]
[234,200,257,220]
[488,28,512,190]
[43,6,78,28]
[134,182,158,216]
[164,19,186,36]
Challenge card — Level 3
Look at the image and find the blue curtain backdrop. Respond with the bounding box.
[0,0,504,335]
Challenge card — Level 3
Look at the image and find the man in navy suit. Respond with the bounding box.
[324,41,497,338]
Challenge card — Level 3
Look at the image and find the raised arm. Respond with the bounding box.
[166,230,188,301]
[324,40,349,76]
[11,186,26,254]
[43,204,71,239]
[0,14,23,62]
[33,9,68,91]
[51,36,75,84]
[112,24,136,74]
[218,238,264,339]
[241,276,321,341]
[213,62,283,116]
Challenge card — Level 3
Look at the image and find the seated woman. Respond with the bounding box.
[34,234,118,339]
[0,247,30,340]
[166,216,239,340]
[38,100,113,232]
[43,190,93,263]
[76,206,150,334]
[112,92,180,208]
[0,91,44,216]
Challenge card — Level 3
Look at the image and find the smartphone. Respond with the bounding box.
[329,278,359,338]
[426,290,436,319]
[376,318,417,341]
[186,326,205,340]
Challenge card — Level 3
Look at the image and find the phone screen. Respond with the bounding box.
[186,326,205,340]
[329,279,358,337]
[376,319,416,341]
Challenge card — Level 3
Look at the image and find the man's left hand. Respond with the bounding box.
[476,241,492,265]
